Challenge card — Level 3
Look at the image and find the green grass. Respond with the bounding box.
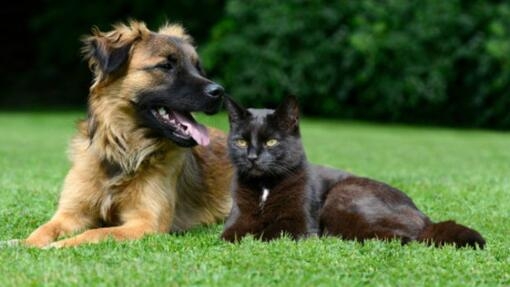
[0,111,509,286]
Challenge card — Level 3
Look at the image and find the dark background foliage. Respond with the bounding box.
[1,1,509,129]
[0,0,225,108]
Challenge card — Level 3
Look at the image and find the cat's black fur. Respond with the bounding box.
[221,96,486,249]
[221,98,349,241]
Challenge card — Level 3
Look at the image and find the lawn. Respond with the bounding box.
[0,111,508,286]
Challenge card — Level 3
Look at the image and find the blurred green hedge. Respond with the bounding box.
[202,0,510,128]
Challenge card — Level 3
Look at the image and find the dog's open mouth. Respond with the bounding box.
[151,107,210,146]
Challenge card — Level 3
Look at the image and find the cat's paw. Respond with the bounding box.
[220,230,244,243]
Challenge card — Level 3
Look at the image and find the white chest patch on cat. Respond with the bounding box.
[260,187,270,207]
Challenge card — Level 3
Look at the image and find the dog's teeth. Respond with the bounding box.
[158,107,167,116]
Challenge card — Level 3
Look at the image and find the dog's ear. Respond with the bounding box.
[82,32,132,75]
[81,20,149,82]
[158,23,193,44]
[273,95,300,133]
[224,96,249,126]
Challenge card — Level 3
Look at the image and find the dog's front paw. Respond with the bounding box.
[42,242,62,249]
[0,239,22,247]
[43,237,82,249]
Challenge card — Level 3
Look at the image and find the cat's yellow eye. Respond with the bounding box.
[235,139,248,148]
[265,139,279,147]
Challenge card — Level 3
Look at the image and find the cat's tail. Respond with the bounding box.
[417,220,485,249]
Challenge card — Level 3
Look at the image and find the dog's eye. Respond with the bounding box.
[157,57,177,71]
[157,61,175,71]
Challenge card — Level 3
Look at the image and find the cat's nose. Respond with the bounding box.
[247,153,258,162]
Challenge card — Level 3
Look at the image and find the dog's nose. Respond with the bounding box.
[205,83,224,98]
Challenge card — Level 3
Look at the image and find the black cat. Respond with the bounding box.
[221,96,485,249]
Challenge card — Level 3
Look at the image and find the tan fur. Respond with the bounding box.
[23,20,233,248]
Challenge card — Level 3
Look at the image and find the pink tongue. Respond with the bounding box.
[173,112,210,146]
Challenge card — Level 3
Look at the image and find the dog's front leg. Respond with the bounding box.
[47,221,156,248]
[48,179,175,248]
[23,166,97,248]
[24,211,94,248]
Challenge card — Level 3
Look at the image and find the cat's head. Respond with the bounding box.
[224,96,305,178]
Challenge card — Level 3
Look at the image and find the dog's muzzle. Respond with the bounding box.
[203,83,225,115]
[205,83,224,99]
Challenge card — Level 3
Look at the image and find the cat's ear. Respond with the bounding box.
[224,96,248,125]
[274,95,300,132]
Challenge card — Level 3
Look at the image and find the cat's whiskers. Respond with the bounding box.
[268,163,296,176]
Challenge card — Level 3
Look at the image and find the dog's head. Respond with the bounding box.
[82,20,224,147]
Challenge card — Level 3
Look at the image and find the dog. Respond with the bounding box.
[19,20,233,248]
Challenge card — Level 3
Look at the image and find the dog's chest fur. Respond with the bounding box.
[78,130,186,226]
[99,193,116,225]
